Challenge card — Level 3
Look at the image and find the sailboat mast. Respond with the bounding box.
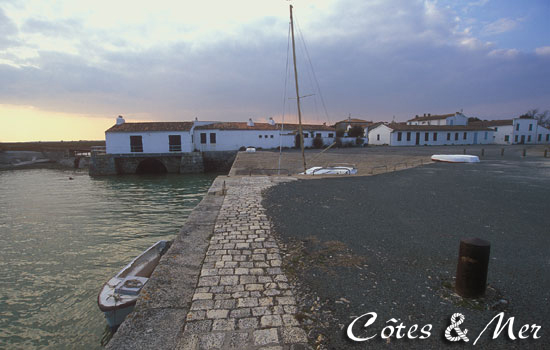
[289,4,307,173]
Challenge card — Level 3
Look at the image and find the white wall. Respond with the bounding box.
[446,113,468,126]
[390,130,494,146]
[368,125,392,145]
[193,129,336,151]
[512,119,537,144]
[536,125,550,144]
[106,131,193,154]
[491,125,513,144]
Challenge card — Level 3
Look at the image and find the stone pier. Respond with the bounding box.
[107,176,309,350]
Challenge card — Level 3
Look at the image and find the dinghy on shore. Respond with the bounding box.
[431,155,480,163]
[301,163,358,175]
[98,240,170,328]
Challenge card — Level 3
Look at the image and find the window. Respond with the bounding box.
[447,133,451,141]
[303,133,309,138]
[463,132,467,140]
[169,135,181,152]
[265,135,268,138]
[528,135,531,142]
[397,132,402,141]
[484,132,488,140]
[130,136,143,152]
[433,132,437,141]
[505,135,510,142]
[200,133,207,144]
[515,135,518,142]
[270,135,274,138]
[377,134,380,141]
[516,123,519,131]
[259,135,262,138]
[328,133,334,138]
[450,120,454,126]
[210,133,216,144]
[529,124,533,131]
[406,132,411,141]
[495,127,498,132]
[424,133,429,141]
[316,133,322,138]
[547,134,549,141]
[538,134,542,142]
[455,133,459,141]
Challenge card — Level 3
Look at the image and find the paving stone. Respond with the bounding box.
[261,315,283,327]
[199,333,225,349]
[237,317,259,330]
[253,328,279,346]
[281,327,308,343]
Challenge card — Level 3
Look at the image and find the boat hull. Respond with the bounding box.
[103,304,135,328]
[431,155,480,163]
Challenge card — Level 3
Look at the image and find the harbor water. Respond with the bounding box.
[0,168,218,349]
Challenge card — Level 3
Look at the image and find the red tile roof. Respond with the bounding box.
[195,122,335,131]
[407,113,456,122]
[469,120,513,127]
[387,123,493,132]
[106,122,194,133]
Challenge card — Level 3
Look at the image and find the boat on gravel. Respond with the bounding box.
[98,240,171,328]
[431,155,480,163]
[301,163,358,175]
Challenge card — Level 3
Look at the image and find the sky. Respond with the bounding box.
[0,0,549,141]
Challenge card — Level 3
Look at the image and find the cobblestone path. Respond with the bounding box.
[176,177,309,350]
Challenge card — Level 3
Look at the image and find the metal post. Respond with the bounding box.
[455,238,491,298]
[481,148,485,156]
[523,149,526,157]
[501,148,504,157]
[463,148,466,155]
[545,149,548,158]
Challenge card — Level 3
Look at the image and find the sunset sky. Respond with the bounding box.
[1,0,549,141]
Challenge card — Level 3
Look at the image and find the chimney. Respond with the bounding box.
[268,117,275,126]
[428,113,431,117]
[416,115,419,118]
[423,113,426,117]
[247,118,254,127]
[116,115,125,125]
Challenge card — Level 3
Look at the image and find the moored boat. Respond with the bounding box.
[431,154,480,163]
[97,240,171,328]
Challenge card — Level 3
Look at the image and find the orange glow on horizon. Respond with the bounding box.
[0,104,116,142]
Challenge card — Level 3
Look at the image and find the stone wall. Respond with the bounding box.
[202,151,237,173]
[180,152,205,174]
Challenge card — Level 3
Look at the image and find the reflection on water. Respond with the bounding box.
[0,169,217,349]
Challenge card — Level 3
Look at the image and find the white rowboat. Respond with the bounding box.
[431,155,480,163]
[98,240,170,328]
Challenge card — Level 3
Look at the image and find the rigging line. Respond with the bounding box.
[295,16,332,125]
[279,21,292,174]
[294,16,319,123]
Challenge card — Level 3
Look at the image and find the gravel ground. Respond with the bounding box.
[263,156,550,349]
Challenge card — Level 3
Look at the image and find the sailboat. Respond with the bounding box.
[287,5,357,176]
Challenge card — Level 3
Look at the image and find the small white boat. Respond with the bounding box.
[98,240,170,328]
[431,154,480,163]
[301,163,358,175]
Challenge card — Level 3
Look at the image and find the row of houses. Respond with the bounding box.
[104,113,550,155]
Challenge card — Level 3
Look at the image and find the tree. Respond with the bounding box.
[336,129,345,137]
[468,117,481,123]
[523,109,550,128]
[312,136,324,149]
[347,125,364,138]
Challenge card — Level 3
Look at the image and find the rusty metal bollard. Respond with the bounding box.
[523,149,526,157]
[545,149,548,158]
[481,148,485,156]
[501,148,504,156]
[463,148,466,155]
[455,238,491,298]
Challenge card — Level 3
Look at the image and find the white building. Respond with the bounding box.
[193,118,336,152]
[368,123,494,146]
[470,117,549,145]
[334,117,372,132]
[104,116,336,154]
[105,116,194,154]
[407,112,468,126]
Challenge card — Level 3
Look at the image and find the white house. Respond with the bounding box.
[104,116,336,154]
[334,117,373,132]
[367,123,393,145]
[368,123,494,146]
[407,112,468,126]
[193,118,336,152]
[470,117,547,145]
[105,116,194,154]
[536,125,550,144]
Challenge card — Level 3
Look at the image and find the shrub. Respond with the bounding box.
[347,125,365,138]
[336,129,345,137]
[335,137,342,148]
[355,137,364,146]
[312,136,324,149]
[239,146,246,151]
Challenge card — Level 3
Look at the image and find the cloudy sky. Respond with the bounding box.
[1,0,549,141]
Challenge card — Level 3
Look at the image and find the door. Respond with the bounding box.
[415,132,420,145]
[473,132,478,145]
[520,135,525,144]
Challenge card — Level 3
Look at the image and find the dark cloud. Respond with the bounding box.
[0,1,548,123]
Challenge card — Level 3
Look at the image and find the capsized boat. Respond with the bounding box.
[301,163,358,175]
[98,240,171,328]
[431,155,480,163]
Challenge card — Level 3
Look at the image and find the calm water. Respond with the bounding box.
[0,168,218,349]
